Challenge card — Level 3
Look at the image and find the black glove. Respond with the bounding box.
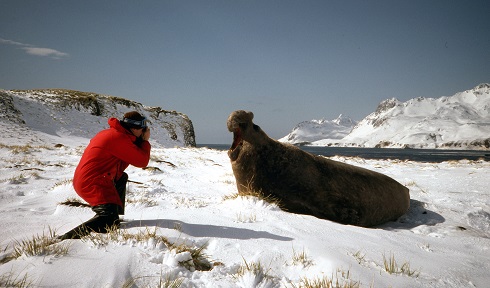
[134,136,144,147]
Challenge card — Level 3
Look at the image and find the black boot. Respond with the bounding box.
[115,172,128,215]
[58,204,120,240]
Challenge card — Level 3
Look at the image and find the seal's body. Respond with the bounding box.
[227,110,410,227]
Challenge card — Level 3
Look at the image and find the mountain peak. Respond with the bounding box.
[333,114,355,126]
[344,84,490,149]
[474,83,490,90]
[280,84,490,150]
[375,98,400,114]
[279,115,357,144]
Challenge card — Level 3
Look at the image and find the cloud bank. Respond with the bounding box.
[0,37,69,59]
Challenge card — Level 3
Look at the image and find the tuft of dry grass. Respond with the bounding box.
[126,195,158,207]
[291,247,313,268]
[3,173,29,184]
[58,197,90,208]
[0,143,52,155]
[2,227,70,264]
[0,271,34,288]
[81,226,213,271]
[235,258,271,281]
[291,269,360,288]
[170,241,212,271]
[223,179,282,208]
[122,273,184,288]
[52,179,72,188]
[351,250,366,265]
[383,252,420,277]
[223,189,282,210]
[235,212,257,223]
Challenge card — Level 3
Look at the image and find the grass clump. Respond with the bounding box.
[223,179,282,208]
[0,143,52,155]
[52,179,72,188]
[235,258,274,287]
[126,195,158,207]
[3,173,29,184]
[235,212,257,223]
[169,241,212,271]
[291,269,360,288]
[122,273,184,288]
[81,226,213,271]
[383,252,420,277]
[0,271,34,288]
[224,182,280,223]
[291,247,313,268]
[2,227,70,263]
[58,197,90,208]
[238,187,281,206]
[9,145,33,155]
[351,250,366,265]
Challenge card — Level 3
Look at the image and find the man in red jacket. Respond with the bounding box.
[59,111,151,240]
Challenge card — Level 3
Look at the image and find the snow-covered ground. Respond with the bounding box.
[0,126,489,287]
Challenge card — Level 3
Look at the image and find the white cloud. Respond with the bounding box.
[0,37,69,59]
[22,47,69,59]
[0,38,25,46]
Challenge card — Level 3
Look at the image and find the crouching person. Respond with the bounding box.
[59,111,151,240]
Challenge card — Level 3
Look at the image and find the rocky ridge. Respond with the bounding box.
[0,89,196,147]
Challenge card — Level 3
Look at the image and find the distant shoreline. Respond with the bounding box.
[196,144,489,163]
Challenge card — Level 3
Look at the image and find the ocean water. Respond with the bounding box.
[197,144,490,163]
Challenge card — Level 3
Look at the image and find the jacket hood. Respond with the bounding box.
[108,118,137,141]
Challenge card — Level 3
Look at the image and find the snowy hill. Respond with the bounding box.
[286,84,490,150]
[278,114,357,145]
[0,89,196,147]
[0,91,489,287]
[340,83,490,149]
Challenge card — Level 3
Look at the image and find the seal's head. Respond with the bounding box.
[227,110,257,161]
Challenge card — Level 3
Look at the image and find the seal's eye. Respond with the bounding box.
[253,124,260,131]
[239,123,248,130]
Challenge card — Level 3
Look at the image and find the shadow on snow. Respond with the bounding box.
[121,219,294,241]
[377,199,445,230]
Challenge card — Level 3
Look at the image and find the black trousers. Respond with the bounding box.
[59,173,128,240]
[58,204,120,240]
[115,172,128,215]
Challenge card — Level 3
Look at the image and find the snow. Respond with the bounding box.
[278,115,356,145]
[339,84,490,149]
[1,100,489,287]
[2,89,195,148]
[281,84,490,150]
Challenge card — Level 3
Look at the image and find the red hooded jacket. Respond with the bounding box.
[73,118,151,207]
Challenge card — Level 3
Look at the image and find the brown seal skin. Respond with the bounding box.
[227,110,410,227]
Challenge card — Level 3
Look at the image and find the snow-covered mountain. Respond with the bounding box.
[284,84,490,150]
[0,89,196,147]
[278,114,357,145]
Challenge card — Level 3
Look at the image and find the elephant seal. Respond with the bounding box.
[227,110,410,227]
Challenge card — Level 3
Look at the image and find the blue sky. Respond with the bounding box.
[1,0,489,144]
